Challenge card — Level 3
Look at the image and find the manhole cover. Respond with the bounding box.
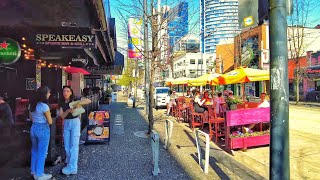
[134,130,148,138]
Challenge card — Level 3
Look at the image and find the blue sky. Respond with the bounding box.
[109,0,200,52]
[109,0,320,52]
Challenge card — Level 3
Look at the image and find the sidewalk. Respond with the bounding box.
[122,95,266,180]
[46,100,189,179]
[137,97,319,180]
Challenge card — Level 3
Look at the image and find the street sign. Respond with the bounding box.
[0,38,21,65]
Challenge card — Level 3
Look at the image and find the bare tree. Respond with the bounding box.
[113,0,199,132]
[288,0,320,104]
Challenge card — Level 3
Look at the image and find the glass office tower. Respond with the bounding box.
[200,0,240,53]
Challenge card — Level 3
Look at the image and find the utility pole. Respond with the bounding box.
[269,0,290,179]
[143,0,150,114]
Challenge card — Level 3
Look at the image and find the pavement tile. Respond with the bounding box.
[46,99,190,180]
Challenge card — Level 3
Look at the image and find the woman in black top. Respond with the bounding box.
[59,86,91,175]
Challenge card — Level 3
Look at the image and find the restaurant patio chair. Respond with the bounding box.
[189,103,204,131]
[14,98,29,125]
[208,107,225,143]
[184,98,193,123]
[170,105,177,117]
[176,98,186,123]
[218,103,228,118]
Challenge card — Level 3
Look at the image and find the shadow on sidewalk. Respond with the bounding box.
[47,101,190,180]
[181,124,265,180]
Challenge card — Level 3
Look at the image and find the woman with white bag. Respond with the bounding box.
[59,86,91,175]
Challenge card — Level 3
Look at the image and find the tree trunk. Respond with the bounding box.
[148,58,155,134]
[295,72,300,104]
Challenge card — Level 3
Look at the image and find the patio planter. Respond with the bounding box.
[229,134,270,150]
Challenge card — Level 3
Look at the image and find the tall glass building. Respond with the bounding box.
[200,0,239,53]
[167,2,189,51]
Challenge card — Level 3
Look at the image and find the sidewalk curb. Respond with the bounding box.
[289,101,320,107]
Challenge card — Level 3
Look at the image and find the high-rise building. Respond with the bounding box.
[167,2,188,51]
[200,0,240,53]
[173,34,200,53]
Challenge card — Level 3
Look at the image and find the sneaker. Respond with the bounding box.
[62,166,77,175]
[36,173,52,180]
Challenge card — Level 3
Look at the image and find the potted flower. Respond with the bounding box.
[226,97,242,110]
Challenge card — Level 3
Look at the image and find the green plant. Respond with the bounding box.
[226,97,243,105]
[105,89,112,95]
[230,129,270,138]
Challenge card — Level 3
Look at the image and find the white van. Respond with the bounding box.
[154,87,170,109]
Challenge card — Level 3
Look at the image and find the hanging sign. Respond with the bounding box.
[0,38,21,65]
[70,55,88,67]
[34,33,95,49]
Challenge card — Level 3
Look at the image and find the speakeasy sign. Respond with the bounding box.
[35,33,96,48]
[0,38,21,65]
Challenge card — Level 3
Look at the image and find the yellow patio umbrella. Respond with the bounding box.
[187,73,221,86]
[170,77,192,85]
[211,67,269,85]
[165,78,174,86]
[165,77,191,86]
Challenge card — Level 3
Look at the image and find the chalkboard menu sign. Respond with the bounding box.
[86,111,110,144]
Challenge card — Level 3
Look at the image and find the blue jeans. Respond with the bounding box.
[64,118,81,172]
[30,123,50,177]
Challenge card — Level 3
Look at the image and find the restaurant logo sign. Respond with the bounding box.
[227,71,239,76]
[35,33,96,49]
[0,38,21,65]
[244,16,254,27]
[71,55,88,67]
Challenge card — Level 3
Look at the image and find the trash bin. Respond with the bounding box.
[111,92,117,102]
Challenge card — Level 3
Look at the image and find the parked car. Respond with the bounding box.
[153,87,170,109]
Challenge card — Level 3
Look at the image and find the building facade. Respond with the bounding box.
[167,2,188,51]
[0,1,122,177]
[215,39,234,73]
[172,34,200,53]
[200,0,239,53]
[172,53,216,78]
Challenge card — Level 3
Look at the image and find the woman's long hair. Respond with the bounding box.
[29,86,50,112]
[61,86,74,102]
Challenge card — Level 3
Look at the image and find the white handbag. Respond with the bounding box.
[69,101,85,117]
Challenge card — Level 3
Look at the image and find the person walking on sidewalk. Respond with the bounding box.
[59,86,91,175]
[29,86,53,180]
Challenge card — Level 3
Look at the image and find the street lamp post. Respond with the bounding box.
[269,0,290,179]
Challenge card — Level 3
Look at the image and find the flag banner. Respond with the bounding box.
[128,18,143,59]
